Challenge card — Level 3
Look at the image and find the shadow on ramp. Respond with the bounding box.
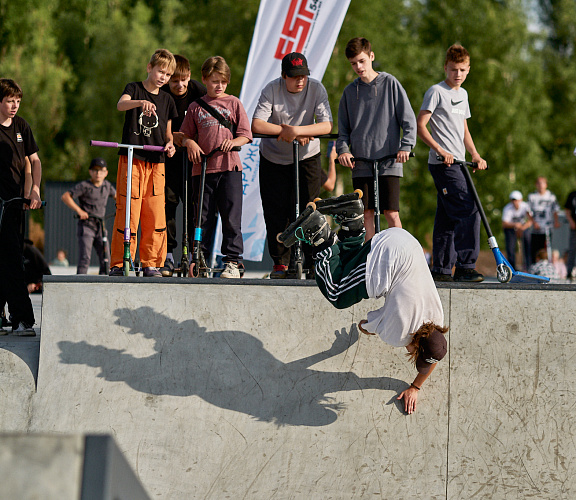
[57,306,406,427]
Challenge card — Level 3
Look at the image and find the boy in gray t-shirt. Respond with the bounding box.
[61,158,116,275]
[417,44,487,283]
[252,52,332,279]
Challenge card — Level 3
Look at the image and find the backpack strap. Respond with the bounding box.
[195,98,233,131]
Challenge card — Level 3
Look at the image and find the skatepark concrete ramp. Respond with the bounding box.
[2,276,576,499]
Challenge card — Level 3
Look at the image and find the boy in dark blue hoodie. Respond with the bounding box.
[337,37,416,239]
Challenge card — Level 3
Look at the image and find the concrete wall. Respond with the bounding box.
[2,277,576,499]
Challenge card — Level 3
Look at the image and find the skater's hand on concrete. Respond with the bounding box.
[338,153,355,169]
[397,386,419,414]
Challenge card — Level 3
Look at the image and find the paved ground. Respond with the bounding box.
[2,277,576,499]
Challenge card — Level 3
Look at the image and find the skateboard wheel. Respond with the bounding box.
[313,197,321,203]
[305,201,316,210]
[354,189,363,198]
[276,232,283,244]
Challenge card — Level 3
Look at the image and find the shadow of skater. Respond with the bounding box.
[58,306,407,427]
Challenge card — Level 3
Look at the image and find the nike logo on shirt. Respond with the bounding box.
[451,99,463,106]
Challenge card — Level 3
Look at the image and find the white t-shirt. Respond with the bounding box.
[502,201,532,225]
[363,228,444,347]
[527,190,560,234]
[420,81,471,165]
[252,77,332,164]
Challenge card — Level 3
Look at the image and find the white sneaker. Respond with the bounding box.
[13,322,36,337]
[220,262,240,279]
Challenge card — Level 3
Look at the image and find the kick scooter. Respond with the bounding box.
[189,145,242,278]
[91,140,165,276]
[437,155,550,283]
[348,153,414,233]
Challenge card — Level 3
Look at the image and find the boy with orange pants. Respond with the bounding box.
[109,49,178,277]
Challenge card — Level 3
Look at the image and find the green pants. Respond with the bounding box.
[314,234,371,309]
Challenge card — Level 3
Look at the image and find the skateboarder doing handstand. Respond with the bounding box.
[279,192,448,414]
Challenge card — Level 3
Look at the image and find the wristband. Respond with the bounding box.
[410,383,421,391]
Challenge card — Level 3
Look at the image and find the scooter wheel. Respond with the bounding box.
[305,201,316,210]
[353,188,363,198]
[497,264,512,283]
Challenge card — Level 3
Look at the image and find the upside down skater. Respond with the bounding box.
[279,191,448,414]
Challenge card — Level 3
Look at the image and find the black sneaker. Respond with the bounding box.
[431,271,454,282]
[109,266,123,276]
[453,268,484,282]
[160,259,175,277]
[277,206,332,248]
[315,190,365,232]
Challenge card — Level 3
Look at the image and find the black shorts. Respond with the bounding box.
[352,175,400,211]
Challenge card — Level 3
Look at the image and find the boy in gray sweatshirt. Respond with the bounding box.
[337,37,416,239]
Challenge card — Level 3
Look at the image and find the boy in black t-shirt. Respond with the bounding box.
[109,49,178,277]
[0,78,43,336]
[160,54,207,276]
[62,158,117,274]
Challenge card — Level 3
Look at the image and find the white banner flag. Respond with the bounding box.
[215,0,351,261]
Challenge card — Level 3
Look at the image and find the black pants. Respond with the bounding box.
[191,169,243,263]
[259,153,321,267]
[0,206,34,326]
[165,152,188,253]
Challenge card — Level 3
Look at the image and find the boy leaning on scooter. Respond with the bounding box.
[178,56,252,279]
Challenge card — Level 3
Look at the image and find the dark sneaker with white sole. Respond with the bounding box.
[453,268,484,282]
[160,259,175,277]
[13,322,36,337]
[109,266,123,276]
[278,206,333,248]
[143,267,162,278]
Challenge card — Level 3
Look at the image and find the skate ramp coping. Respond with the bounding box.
[6,277,576,498]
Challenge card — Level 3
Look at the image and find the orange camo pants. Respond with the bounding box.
[110,156,167,268]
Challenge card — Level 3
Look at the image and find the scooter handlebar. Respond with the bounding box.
[91,140,166,152]
[436,155,489,170]
[336,152,414,165]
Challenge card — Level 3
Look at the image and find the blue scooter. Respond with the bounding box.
[439,156,549,283]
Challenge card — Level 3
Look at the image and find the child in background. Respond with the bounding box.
[61,158,116,274]
[179,56,252,278]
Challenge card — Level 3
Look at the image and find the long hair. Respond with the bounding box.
[406,322,449,366]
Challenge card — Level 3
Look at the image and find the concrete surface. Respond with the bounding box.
[0,433,84,500]
[1,277,576,499]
